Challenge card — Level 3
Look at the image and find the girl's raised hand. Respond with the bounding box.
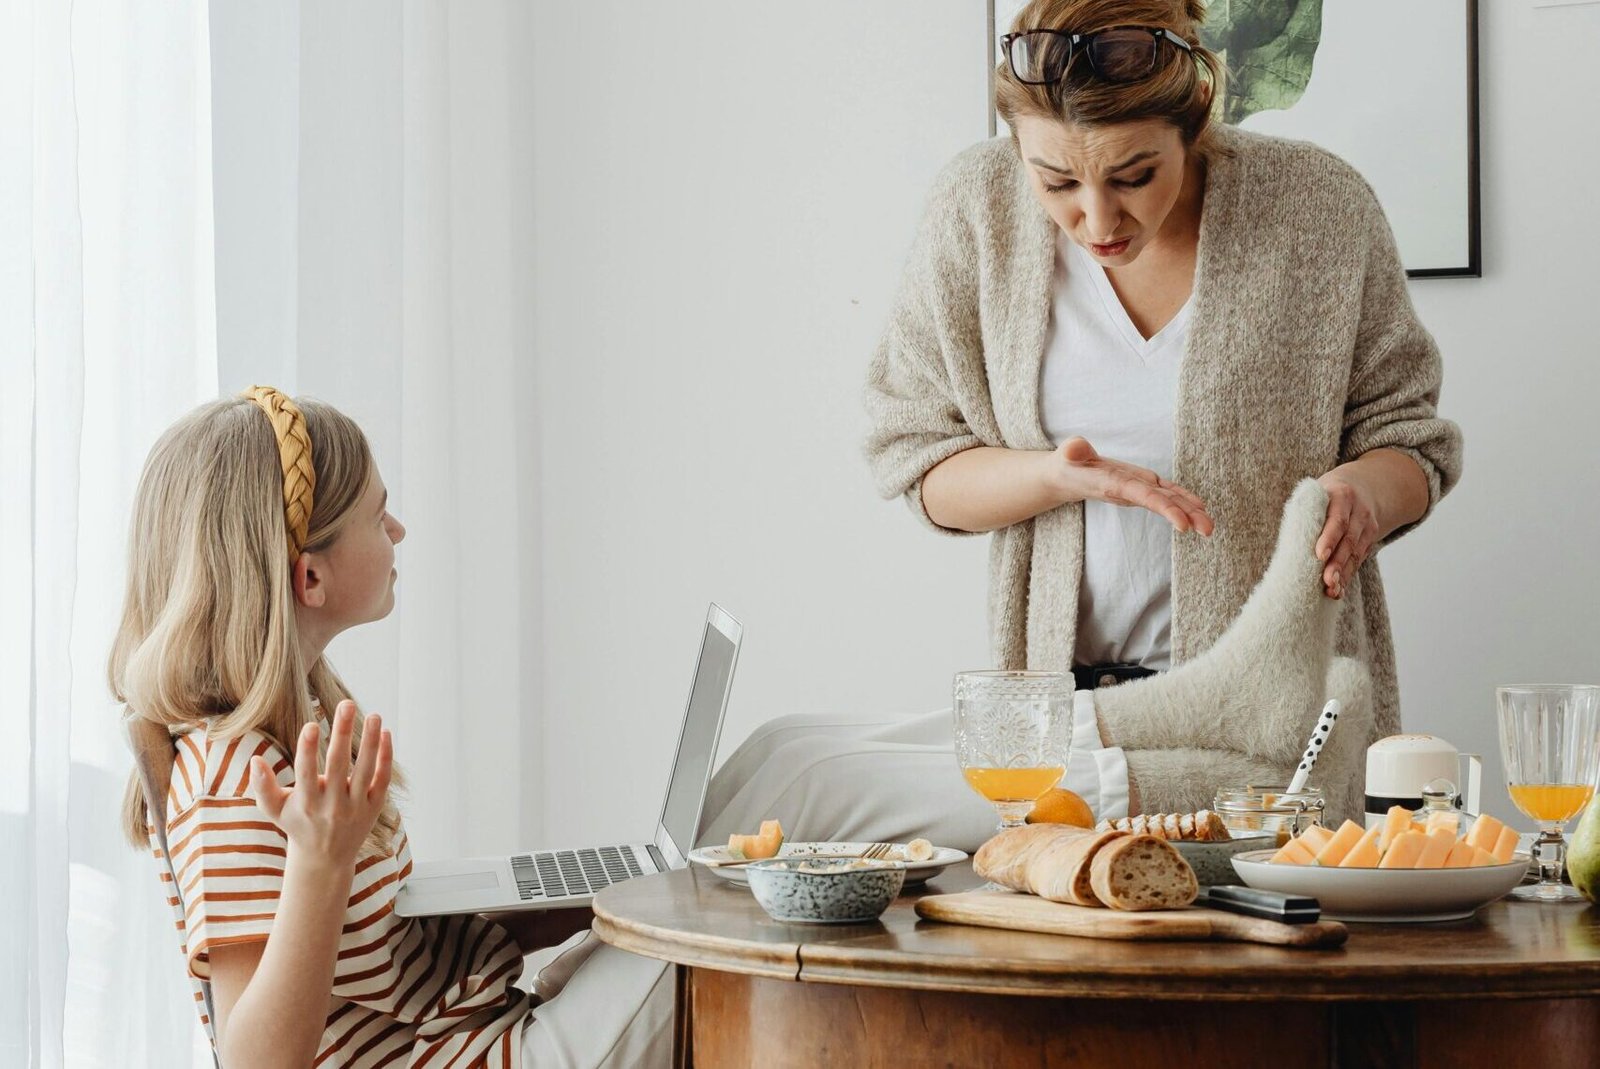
[248,700,393,870]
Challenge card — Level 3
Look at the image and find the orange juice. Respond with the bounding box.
[1508,783,1595,823]
[962,766,1064,804]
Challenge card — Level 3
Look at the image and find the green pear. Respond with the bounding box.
[1569,795,1600,902]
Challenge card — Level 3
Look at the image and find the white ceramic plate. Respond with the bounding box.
[688,841,968,886]
[1230,849,1531,922]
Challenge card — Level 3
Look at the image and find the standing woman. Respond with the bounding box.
[864,0,1462,815]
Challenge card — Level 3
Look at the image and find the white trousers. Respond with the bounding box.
[520,936,673,1068]
[700,705,1128,854]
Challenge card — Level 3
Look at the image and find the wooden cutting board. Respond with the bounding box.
[915,891,1348,949]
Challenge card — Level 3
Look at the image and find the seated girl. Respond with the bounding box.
[113,388,669,1068]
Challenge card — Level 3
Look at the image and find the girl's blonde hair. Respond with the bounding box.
[112,394,401,852]
[995,0,1224,154]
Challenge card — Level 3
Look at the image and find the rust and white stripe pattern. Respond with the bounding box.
[149,719,530,1067]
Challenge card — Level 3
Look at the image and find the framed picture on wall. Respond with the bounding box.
[989,1,1482,278]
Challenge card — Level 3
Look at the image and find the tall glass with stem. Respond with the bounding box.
[1496,684,1600,901]
[953,670,1073,831]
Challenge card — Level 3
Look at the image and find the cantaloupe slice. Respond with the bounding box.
[1270,837,1317,865]
[1314,820,1369,867]
[1491,825,1520,864]
[1297,824,1335,854]
[728,819,785,860]
[1415,828,1455,869]
[1424,810,1461,838]
[1464,813,1504,853]
[1379,830,1428,868]
[1338,826,1383,868]
[1378,805,1414,854]
[1444,840,1477,868]
[1470,846,1500,867]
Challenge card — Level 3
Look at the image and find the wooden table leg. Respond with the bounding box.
[672,964,693,1069]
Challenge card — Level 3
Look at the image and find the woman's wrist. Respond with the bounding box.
[1327,449,1428,539]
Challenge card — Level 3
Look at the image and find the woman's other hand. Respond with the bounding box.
[1315,469,1381,599]
[248,700,394,871]
[1053,437,1214,535]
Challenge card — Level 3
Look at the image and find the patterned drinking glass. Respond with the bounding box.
[1496,684,1600,901]
[953,670,1074,831]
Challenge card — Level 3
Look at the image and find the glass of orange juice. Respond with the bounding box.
[953,670,1073,831]
[1496,684,1600,901]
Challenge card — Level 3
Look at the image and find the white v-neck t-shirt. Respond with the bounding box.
[1040,233,1194,671]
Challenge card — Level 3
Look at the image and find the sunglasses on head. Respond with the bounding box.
[1002,26,1193,86]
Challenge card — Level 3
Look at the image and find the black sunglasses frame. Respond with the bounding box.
[1001,26,1194,86]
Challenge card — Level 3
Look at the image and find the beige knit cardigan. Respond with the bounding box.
[864,124,1463,812]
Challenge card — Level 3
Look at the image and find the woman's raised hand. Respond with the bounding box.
[248,700,394,870]
[1053,437,1214,535]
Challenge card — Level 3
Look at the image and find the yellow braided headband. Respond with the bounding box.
[242,385,315,561]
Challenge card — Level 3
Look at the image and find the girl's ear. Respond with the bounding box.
[293,552,327,609]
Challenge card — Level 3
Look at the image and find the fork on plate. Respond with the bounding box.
[707,841,896,868]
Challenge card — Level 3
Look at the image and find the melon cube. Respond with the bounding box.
[1491,825,1520,864]
[1464,813,1505,853]
[1270,837,1317,865]
[1338,826,1383,868]
[1415,828,1455,869]
[1424,810,1461,838]
[1314,820,1369,867]
[1470,846,1500,867]
[1297,824,1335,854]
[1444,841,1477,868]
[1379,830,1428,869]
[1379,805,1415,854]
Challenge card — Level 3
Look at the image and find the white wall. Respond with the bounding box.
[211,1,1600,850]
[1384,1,1600,822]
[529,1,993,845]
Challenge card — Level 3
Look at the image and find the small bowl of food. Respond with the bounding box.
[1168,832,1279,885]
[744,857,907,924]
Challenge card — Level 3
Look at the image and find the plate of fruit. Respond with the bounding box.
[1230,807,1530,922]
[688,821,968,886]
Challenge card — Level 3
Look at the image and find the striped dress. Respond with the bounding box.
[150,716,532,1067]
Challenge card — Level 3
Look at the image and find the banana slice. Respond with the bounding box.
[904,838,934,862]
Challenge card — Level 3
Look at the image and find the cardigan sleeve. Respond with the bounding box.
[1339,188,1464,545]
[863,165,989,537]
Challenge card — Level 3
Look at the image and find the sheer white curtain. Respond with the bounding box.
[2,1,218,1066]
[5,1,538,1064]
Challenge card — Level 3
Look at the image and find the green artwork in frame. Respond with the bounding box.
[1198,0,1324,125]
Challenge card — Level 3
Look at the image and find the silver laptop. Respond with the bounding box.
[394,603,741,917]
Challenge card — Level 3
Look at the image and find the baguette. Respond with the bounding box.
[973,824,1126,905]
[1089,834,1199,910]
[1095,810,1232,842]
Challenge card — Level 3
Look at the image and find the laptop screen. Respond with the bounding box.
[659,616,738,855]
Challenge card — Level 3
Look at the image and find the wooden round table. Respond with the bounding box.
[593,862,1600,1068]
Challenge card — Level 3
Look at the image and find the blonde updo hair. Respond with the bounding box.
[995,0,1224,154]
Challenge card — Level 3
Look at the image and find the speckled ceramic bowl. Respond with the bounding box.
[1169,833,1279,885]
[745,858,907,924]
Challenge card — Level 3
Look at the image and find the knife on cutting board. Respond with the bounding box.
[914,891,1348,949]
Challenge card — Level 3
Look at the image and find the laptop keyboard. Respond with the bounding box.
[510,845,645,901]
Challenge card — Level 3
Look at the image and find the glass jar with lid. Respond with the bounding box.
[1212,785,1326,846]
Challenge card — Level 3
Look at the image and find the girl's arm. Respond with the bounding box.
[209,704,393,1069]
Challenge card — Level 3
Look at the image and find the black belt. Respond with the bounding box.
[1073,662,1158,691]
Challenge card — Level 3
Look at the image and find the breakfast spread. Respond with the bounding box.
[1095,810,1232,842]
[1267,806,1519,868]
[974,824,1198,910]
